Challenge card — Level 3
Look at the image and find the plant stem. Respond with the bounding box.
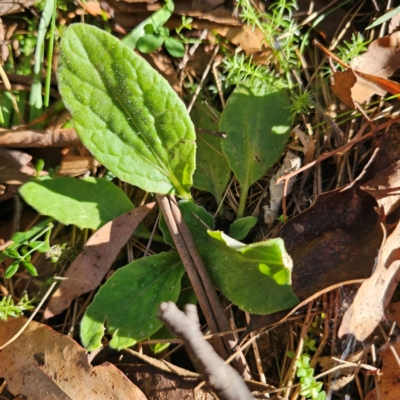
[237,184,249,219]
[157,194,251,378]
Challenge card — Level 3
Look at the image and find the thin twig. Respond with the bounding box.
[159,302,255,400]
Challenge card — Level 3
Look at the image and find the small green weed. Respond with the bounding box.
[0,293,34,321]
[296,354,326,400]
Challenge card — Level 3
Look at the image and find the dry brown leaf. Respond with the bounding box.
[250,185,382,330]
[351,32,400,80]
[339,222,400,341]
[331,31,400,107]
[0,0,36,16]
[58,155,100,177]
[81,0,110,17]
[119,364,214,400]
[361,160,400,217]
[0,317,147,400]
[0,148,47,184]
[365,343,400,400]
[0,128,80,147]
[44,203,156,318]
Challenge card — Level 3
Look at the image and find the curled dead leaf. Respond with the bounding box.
[339,222,400,341]
[361,160,400,217]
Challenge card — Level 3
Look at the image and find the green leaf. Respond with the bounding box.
[29,0,55,110]
[191,102,231,205]
[164,37,185,58]
[21,260,38,276]
[4,248,20,259]
[228,216,258,241]
[58,23,195,199]
[19,177,134,230]
[149,274,196,353]
[366,6,400,29]
[80,251,185,350]
[122,0,174,49]
[5,261,20,279]
[207,231,298,314]
[173,201,297,314]
[136,34,165,53]
[220,84,292,217]
[27,241,51,253]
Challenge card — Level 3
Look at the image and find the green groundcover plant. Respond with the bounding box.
[15,23,299,350]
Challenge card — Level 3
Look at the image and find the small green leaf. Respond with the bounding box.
[21,260,38,276]
[143,24,155,35]
[164,37,185,58]
[58,23,195,199]
[366,6,400,29]
[136,34,165,53]
[80,251,185,350]
[172,201,297,314]
[4,248,21,259]
[11,232,29,244]
[220,84,292,217]
[191,102,231,205]
[122,0,174,49]
[228,216,258,240]
[5,261,20,279]
[28,241,50,253]
[19,177,134,230]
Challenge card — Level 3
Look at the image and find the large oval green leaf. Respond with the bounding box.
[57,24,195,199]
[220,84,292,217]
[80,251,185,350]
[19,177,134,230]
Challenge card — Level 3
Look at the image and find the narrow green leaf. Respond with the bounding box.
[164,37,185,58]
[191,102,231,205]
[220,85,292,217]
[136,34,165,53]
[121,0,174,49]
[58,24,195,198]
[19,177,134,230]
[5,261,20,279]
[4,248,20,259]
[80,251,185,350]
[173,201,297,314]
[366,6,400,29]
[21,260,38,276]
[29,0,55,111]
[229,216,258,241]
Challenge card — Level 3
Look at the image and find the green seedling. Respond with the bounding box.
[137,24,185,58]
[1,219,55,278]
[20,23,298,351]
[296,354,326,400]
[0,293,34,321]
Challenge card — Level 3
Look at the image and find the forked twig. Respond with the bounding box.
[159,301,255,400]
